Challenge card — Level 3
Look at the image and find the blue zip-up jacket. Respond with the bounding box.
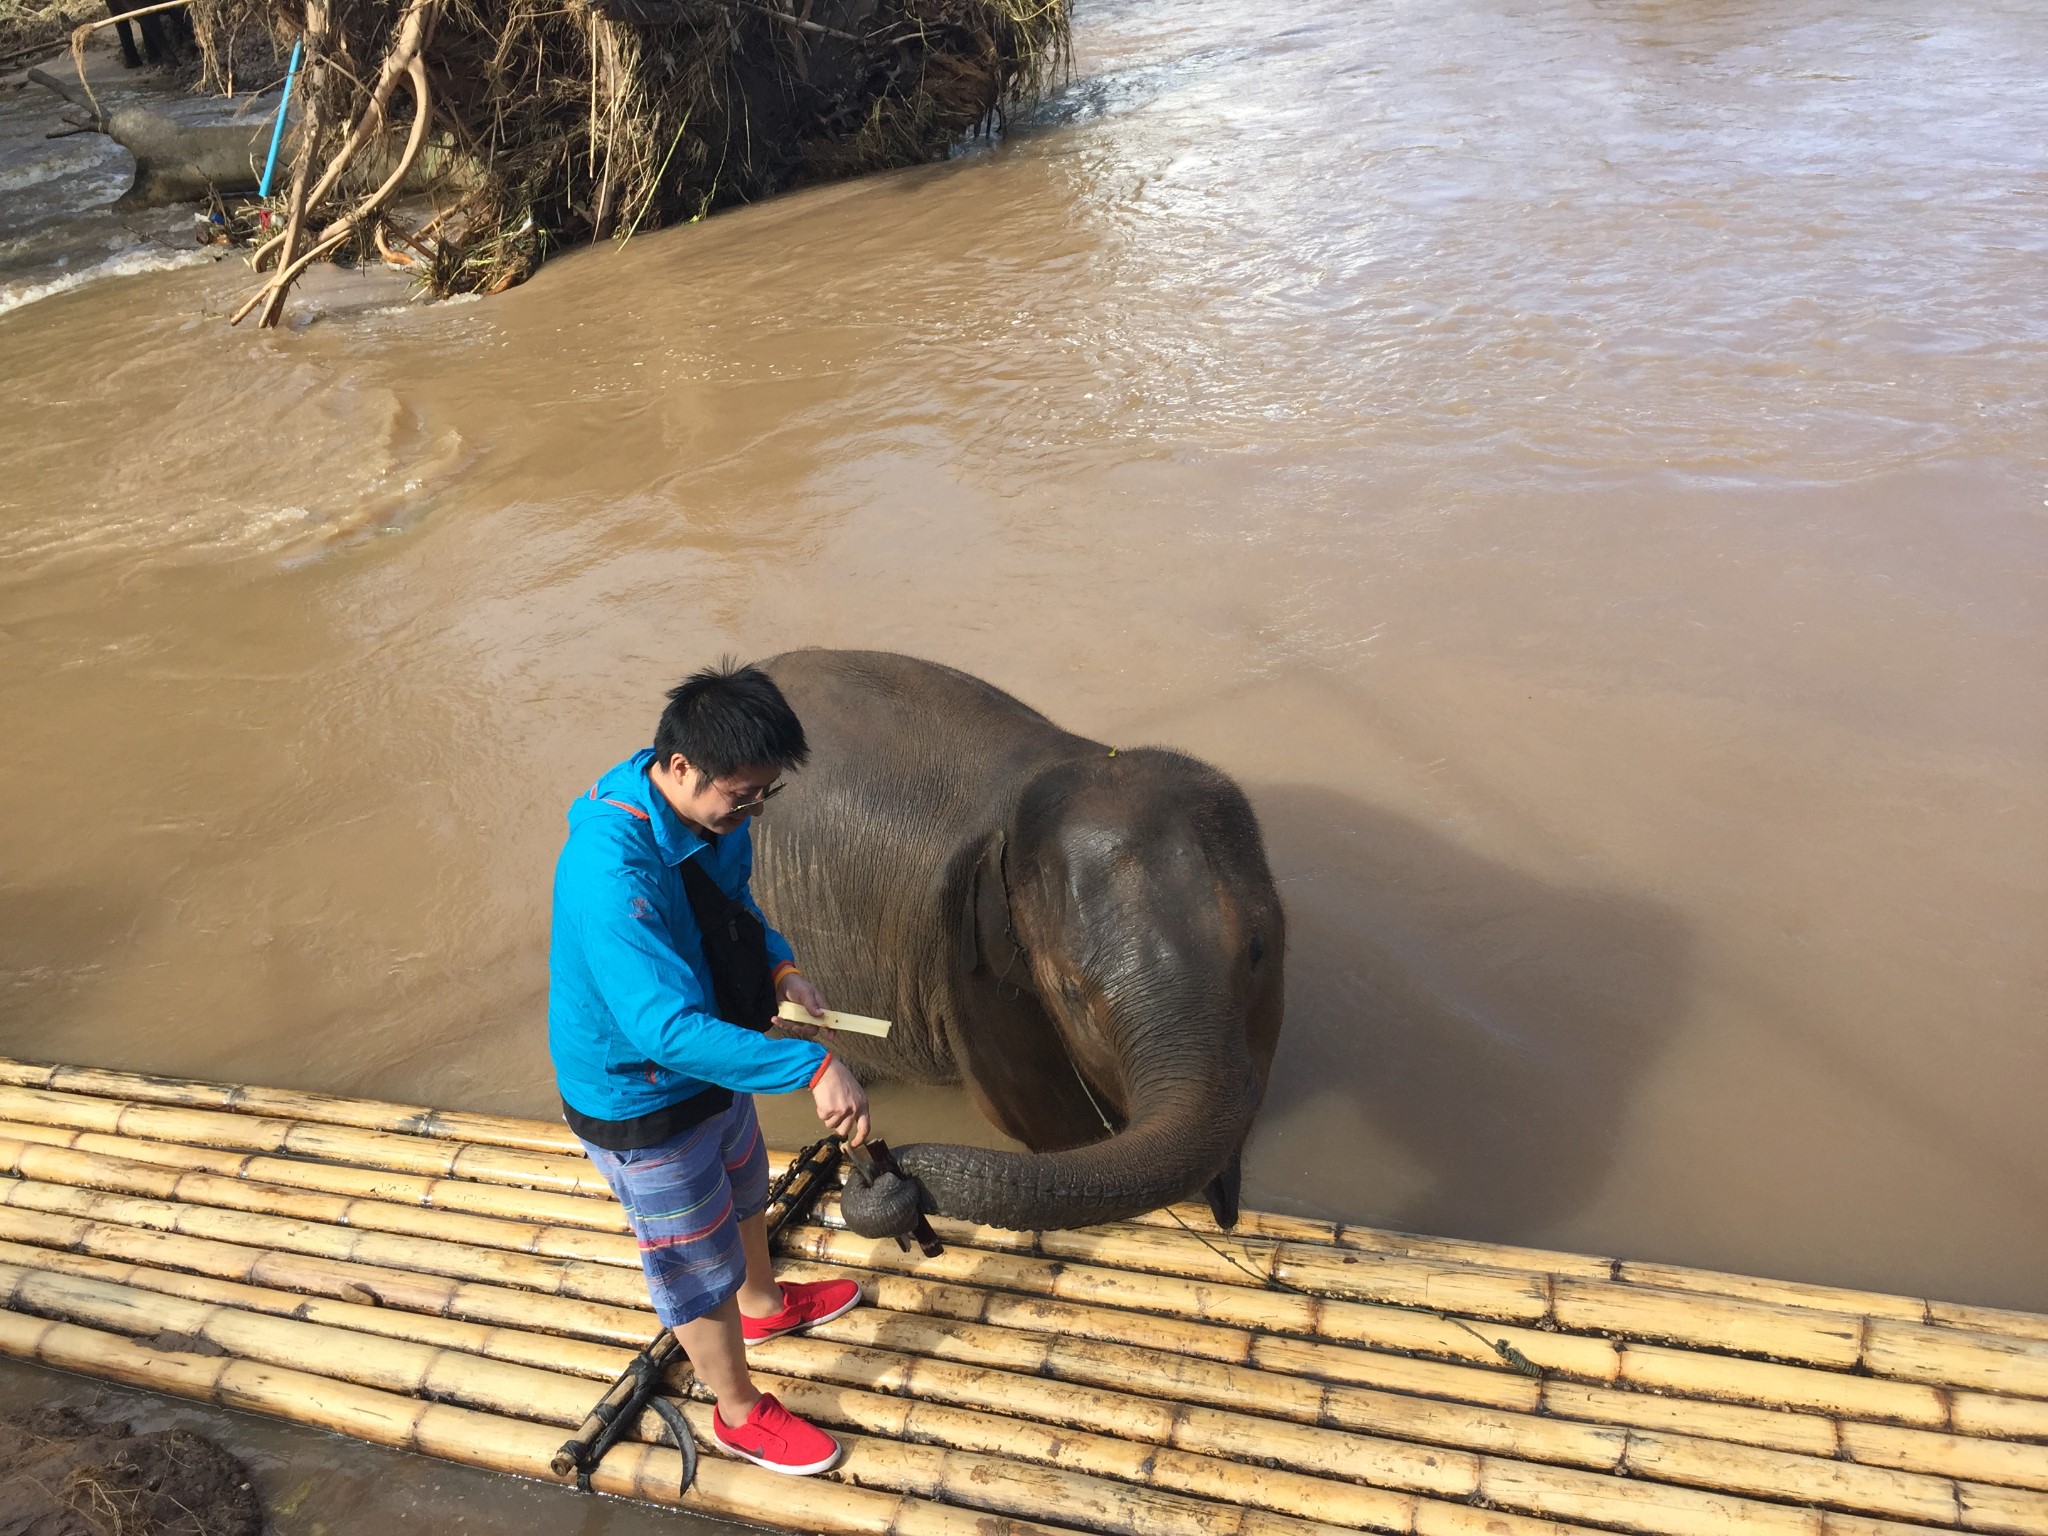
[548,749,828,1121]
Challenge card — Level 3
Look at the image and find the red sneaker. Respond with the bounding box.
[740,1277,863,1346]
[711,1392,842,1475]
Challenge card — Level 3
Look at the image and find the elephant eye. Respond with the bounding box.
[1248,934,1265,967]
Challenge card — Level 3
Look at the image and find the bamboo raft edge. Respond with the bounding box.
[3,1056,2046,1536]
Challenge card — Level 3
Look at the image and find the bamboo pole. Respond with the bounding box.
[0,1137,638,1267]
[0,1056,581,1153]
[7,1056,2040,1349]
[779,1306,2041,1532]
[10,1052,2042,1357]
[0,1238,1591,1536]
[1550,1281,2048,1401]
[0,1085,605,1195]
[0,1203,655,1345]
[0,1238,632,1381]
[0,1177,650,1309]
[1128,1209,2048,1346]
[0,1265,1367,1536]
[750,1372,1595,1536]
[790,1221,2048,1422]
[0,1119,631,1232]
[768,1261,2048,1493]
[4,1196,2048,1523]
[14,1115,2039,1456]
[811,1199,2047,1396]
[811,1197,1553,1321]
[0,1311,1051,1536]
[773,1227,2048,1442]
[5,1168,2033,1501]
[6,1261,2012,1536]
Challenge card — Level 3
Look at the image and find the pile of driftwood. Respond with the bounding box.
[213,0,1065,320]
[32,0,1062,321]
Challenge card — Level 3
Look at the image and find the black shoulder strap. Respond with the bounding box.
[678,849,777,1033]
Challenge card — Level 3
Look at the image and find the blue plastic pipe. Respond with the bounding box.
[258,38,303,199]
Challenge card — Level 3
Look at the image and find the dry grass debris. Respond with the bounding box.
[198,0,1067,317]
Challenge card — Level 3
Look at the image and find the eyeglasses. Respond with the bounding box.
[728,780,787,813]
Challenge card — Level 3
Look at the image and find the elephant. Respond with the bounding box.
[107,0,195,70]
[752,649,1285,1236]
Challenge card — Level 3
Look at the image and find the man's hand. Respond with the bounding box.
[811,1057,869,1148]
[778,969,828,1020]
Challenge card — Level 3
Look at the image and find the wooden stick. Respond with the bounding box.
[777,1002,894,1038]
[0,1310,1050,1536]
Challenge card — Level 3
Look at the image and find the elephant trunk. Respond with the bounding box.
[843,1035,1263,1234]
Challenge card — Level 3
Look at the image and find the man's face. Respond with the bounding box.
[666,757,783,835]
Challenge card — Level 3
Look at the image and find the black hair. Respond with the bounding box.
[652,659,809,785]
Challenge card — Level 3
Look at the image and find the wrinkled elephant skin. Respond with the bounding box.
[754,650,1285,1235]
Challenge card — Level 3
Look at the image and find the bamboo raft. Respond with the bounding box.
[1,1058,2045,1536]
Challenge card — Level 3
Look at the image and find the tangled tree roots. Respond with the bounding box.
[199,0,1067,321]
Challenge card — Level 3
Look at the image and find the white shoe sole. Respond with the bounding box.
[741,1289,862,1348]
[714,1435,843,1476]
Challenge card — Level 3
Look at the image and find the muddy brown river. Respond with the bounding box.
[2,0,2045,1526]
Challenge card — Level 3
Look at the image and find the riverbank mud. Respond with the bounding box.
[0,1403,262,1536]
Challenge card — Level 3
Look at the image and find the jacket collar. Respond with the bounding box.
[598,749,711,867]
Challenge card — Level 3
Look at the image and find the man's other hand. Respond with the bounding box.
[779,969,828,1020]
[811,1057,869,1148]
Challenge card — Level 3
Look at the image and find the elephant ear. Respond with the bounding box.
[947,832,1105,1153]
[962,833,1029,984]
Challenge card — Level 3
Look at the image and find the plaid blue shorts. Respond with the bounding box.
[578,1095,770,1328]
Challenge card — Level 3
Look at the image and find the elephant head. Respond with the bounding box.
[841,747,1284,1235]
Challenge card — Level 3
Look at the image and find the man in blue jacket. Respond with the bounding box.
[550,660,868,1476]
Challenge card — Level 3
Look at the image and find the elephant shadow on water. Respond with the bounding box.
[1246,783,1694,1245]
